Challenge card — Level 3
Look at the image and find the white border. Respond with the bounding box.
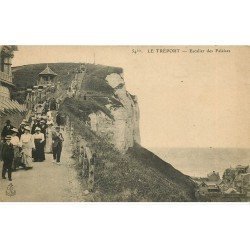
[1,1,250,250]
[1,203,250,250]
[1,0,250,45]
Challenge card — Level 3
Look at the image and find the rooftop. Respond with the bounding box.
[39,65,57,76]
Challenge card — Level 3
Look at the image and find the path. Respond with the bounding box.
[0,70,89,202]
[0,131,86,202]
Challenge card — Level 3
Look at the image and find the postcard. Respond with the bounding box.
[0,45,249,202]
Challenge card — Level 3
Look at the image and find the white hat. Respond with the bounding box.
[11,128,18,133]
[35,127,41,131]
[24,126,31,131]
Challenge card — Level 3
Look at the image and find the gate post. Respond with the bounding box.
[88,154,96,192]
[70,123,74,143]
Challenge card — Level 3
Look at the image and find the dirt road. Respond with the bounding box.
[0,132,86,202]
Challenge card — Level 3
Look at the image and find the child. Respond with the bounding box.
[1,135,14,181]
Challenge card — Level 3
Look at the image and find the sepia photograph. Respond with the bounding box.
[0,45,249,202]
[1,1,250,250]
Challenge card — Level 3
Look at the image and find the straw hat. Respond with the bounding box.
[11,128,18,133]
[24,126,31,131]
[35,127,41,131]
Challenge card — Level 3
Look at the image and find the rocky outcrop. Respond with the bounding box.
[88,73,140,152]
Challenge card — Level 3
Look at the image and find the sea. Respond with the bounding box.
[149,148,250,178]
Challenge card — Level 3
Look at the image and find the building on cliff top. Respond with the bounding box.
[27,65,59,105]
[0,45,26,132]
[38,65,57,85]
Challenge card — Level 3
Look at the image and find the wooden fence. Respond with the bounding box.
[66,116,97,192]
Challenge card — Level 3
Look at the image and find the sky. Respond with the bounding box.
[12,46,250,148]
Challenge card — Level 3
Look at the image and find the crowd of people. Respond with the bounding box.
[0,104,66,181]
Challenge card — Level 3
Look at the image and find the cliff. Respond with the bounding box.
[87,72,140,152]
[12,62,196,201]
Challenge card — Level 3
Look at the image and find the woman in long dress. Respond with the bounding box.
[45,121,54,153]
[19,126,34,169]
[10,128,21,171]
[33,127,45,162]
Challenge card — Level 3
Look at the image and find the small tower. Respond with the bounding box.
[38,64,57,86]
[36,65,58,103]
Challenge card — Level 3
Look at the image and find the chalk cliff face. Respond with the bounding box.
[88,73,140,152]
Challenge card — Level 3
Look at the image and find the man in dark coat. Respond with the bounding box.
[1,135,14,181]
[1,120,14,140]
[52,126,64,164]
[50,98,57,110]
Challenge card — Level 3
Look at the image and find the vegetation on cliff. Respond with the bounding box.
[60,101,196,202]
[63,97,115,121]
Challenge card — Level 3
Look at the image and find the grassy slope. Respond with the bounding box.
[12,63,123,103]
[12,62,124,120]
[12,63,75,103]
[61,103,196,202]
